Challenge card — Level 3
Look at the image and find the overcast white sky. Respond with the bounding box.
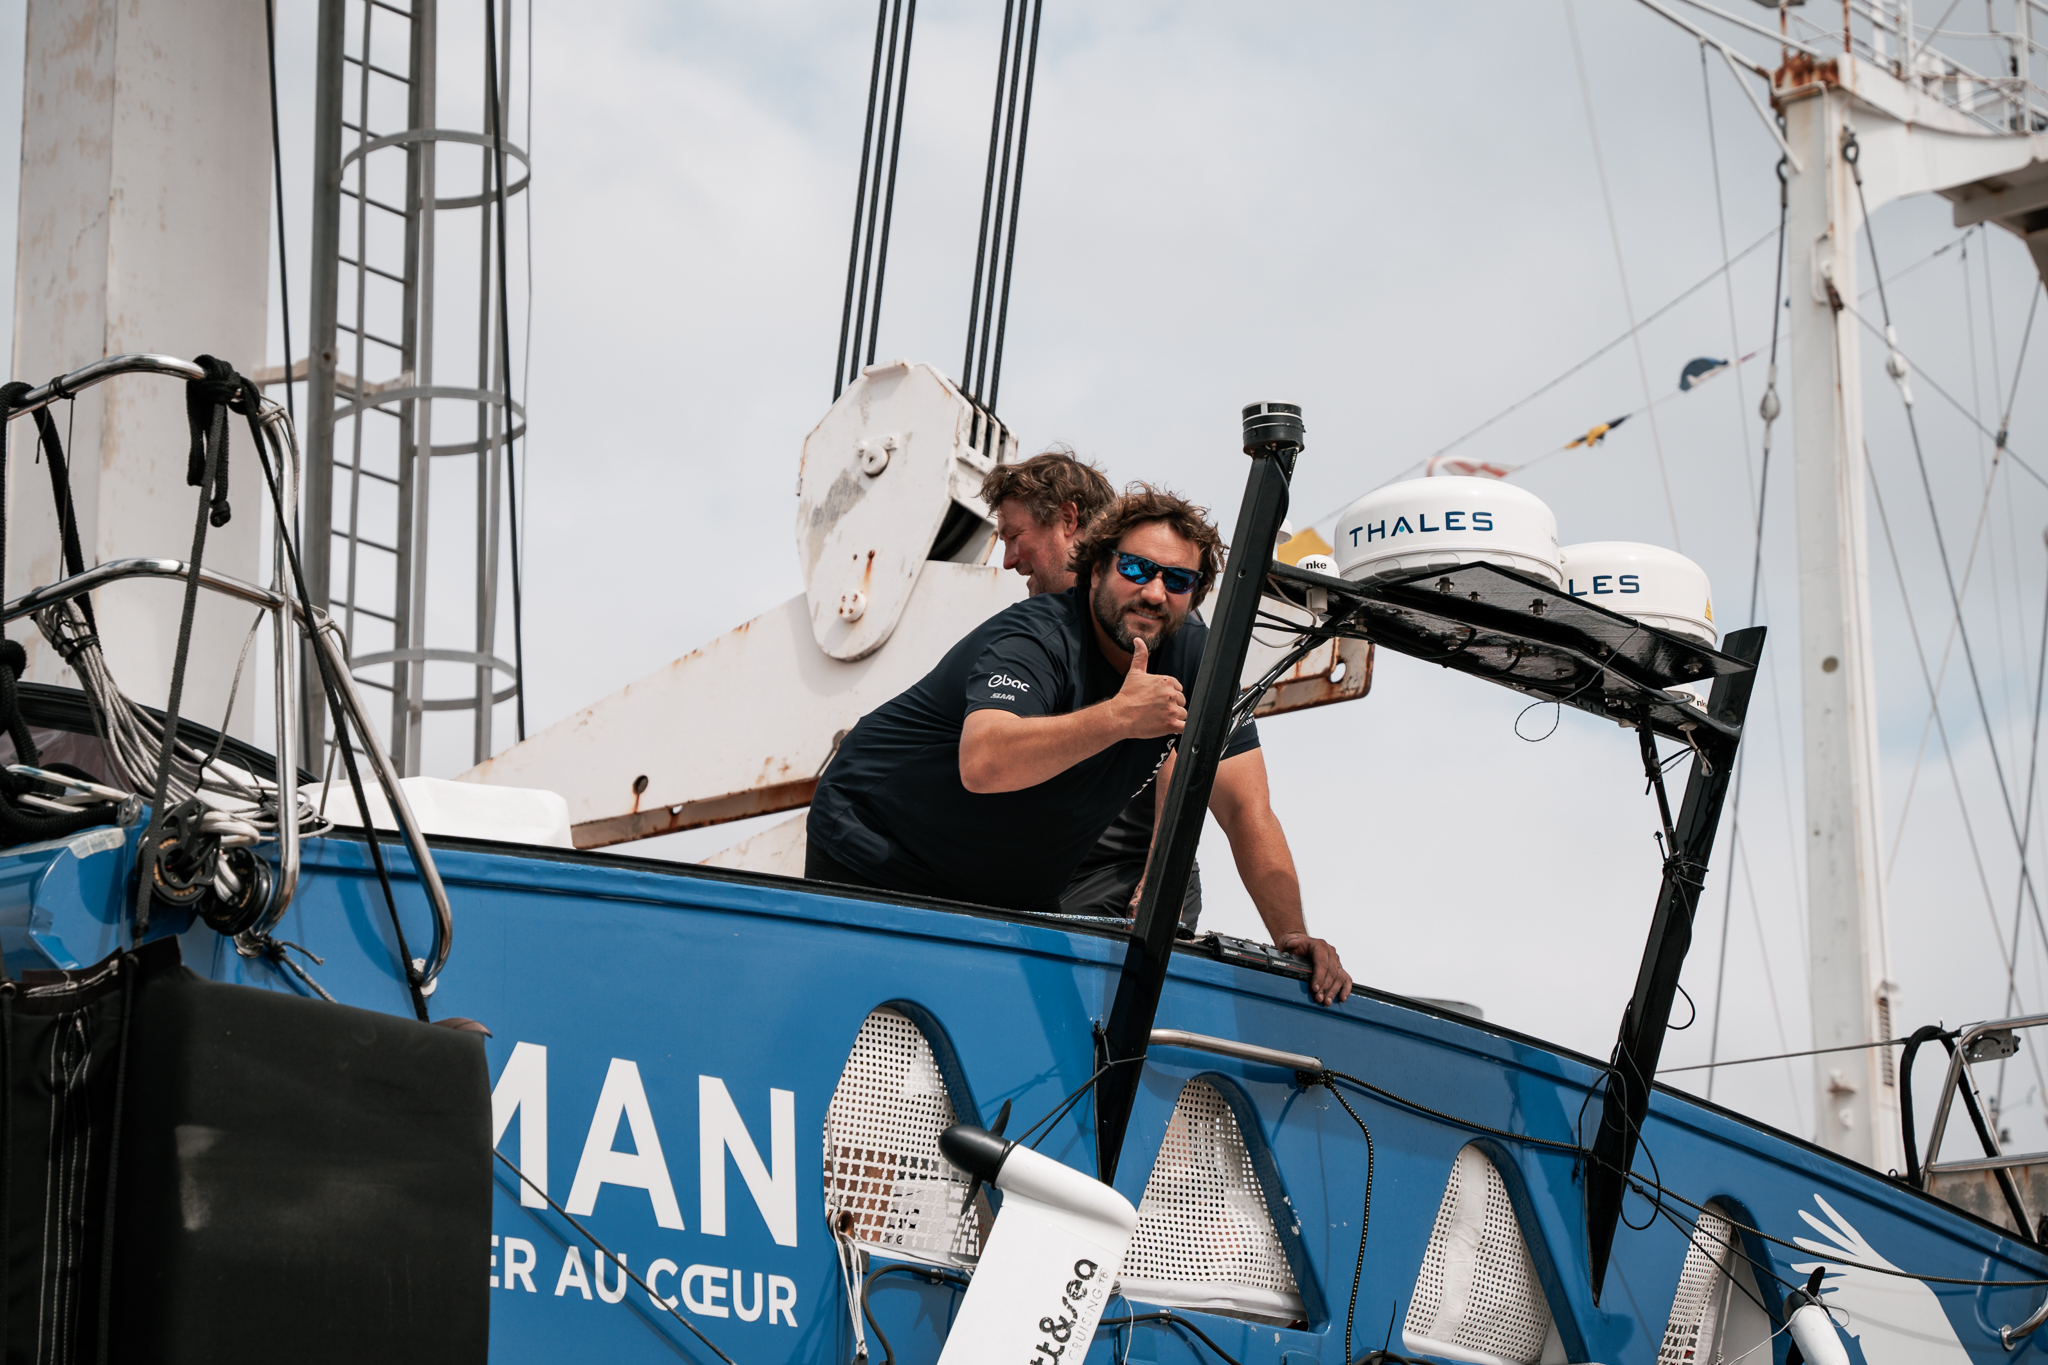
[6,0,2048,1153]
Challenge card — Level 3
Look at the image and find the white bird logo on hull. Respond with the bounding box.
[1790,1193,1968,1363]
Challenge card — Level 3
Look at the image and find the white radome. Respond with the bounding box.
[1558,541,1716,645]
[1332,476,1561,587]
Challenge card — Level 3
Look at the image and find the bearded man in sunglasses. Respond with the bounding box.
[807,485,1351,1005]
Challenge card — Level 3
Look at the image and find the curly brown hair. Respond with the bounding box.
[978,447,1115,529]
[1067,484,1226,608]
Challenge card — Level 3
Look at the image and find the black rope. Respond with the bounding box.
[0,388,114,848]
[1309,1073,1376,1365]
[29,407,93,632]
[483,0,527,741]
[494,1150,736,1364]
[131,358,241,936]
[1013,1054,1145,1150]
[245,405,430,1023]
[265,0,295,427]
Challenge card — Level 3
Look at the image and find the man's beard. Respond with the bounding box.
[1092,571,1183,652]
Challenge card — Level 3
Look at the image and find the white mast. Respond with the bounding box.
[9,0,272,736]
[1777,44,2047,1164]
[1781,75,1899,1167]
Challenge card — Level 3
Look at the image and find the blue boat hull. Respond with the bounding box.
[3,823,2040,1364]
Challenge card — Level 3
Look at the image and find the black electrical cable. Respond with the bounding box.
[1098,1311,1244,1365]
[1635,1165,2048,1287]
[482,0,528,742]
[1320,1067,1586,1156]
[264,0,295,427]
[859,1262,970,1365]
[496,1150,737,1364]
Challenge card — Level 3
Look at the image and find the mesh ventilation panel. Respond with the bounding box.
[1119,1079,1305,1321]
[822,1008,979,1265]
[1657,1209,1736,1365]
[1403,1146,1556,1365]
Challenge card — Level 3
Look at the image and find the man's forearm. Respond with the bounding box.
[959,706,1126,793]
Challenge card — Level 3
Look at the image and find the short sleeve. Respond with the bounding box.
[963,628,1064,718]
[1222,715,1261,759]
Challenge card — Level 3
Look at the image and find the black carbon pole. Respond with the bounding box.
[1585,624,1764,1298]
[1093,402,1303,1184]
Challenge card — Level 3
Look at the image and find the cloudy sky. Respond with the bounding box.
[4,0,2047,1154]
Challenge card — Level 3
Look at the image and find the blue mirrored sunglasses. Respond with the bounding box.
[1115,552,1198,596]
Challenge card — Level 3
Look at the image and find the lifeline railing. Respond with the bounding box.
[1909,1014,2048,1346]
[0,354,453,990]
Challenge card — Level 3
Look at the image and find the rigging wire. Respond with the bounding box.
[264,0,295,428]
[1868,432,2048,1117]
[1885,454,2018,877]
[1702,44,1790,1092]
[1993,546,2048,1116]
[484,0,528,742]
[1849,130,2048,982]
[1867,444,2033,995]
[1958,233,2022,781]
[1563,0,1682,548]
[960,0,1046,430]
[834,0,918,401]
[1402,227,1775,480]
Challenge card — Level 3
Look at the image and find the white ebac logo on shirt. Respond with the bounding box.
[988,673,1032,692]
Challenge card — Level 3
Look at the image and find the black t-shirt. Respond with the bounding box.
[808,588,1259,911]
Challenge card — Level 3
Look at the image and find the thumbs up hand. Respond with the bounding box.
[1112,637,1186,740]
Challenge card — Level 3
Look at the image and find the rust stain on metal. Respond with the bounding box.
[573,778,820,850]
[1774,53,1839,100]
[862,548,877,589]
[1252,639,1375,718]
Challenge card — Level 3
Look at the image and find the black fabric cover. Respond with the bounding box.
[0,945,140,1365]
[0,940,490,1364]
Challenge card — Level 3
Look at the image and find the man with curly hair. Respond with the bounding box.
[979,447,1115,597]
[808,483,1351,1005]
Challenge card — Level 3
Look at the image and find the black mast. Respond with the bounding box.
[1093,402,1304,1183]
[1584,624,1764,1297]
